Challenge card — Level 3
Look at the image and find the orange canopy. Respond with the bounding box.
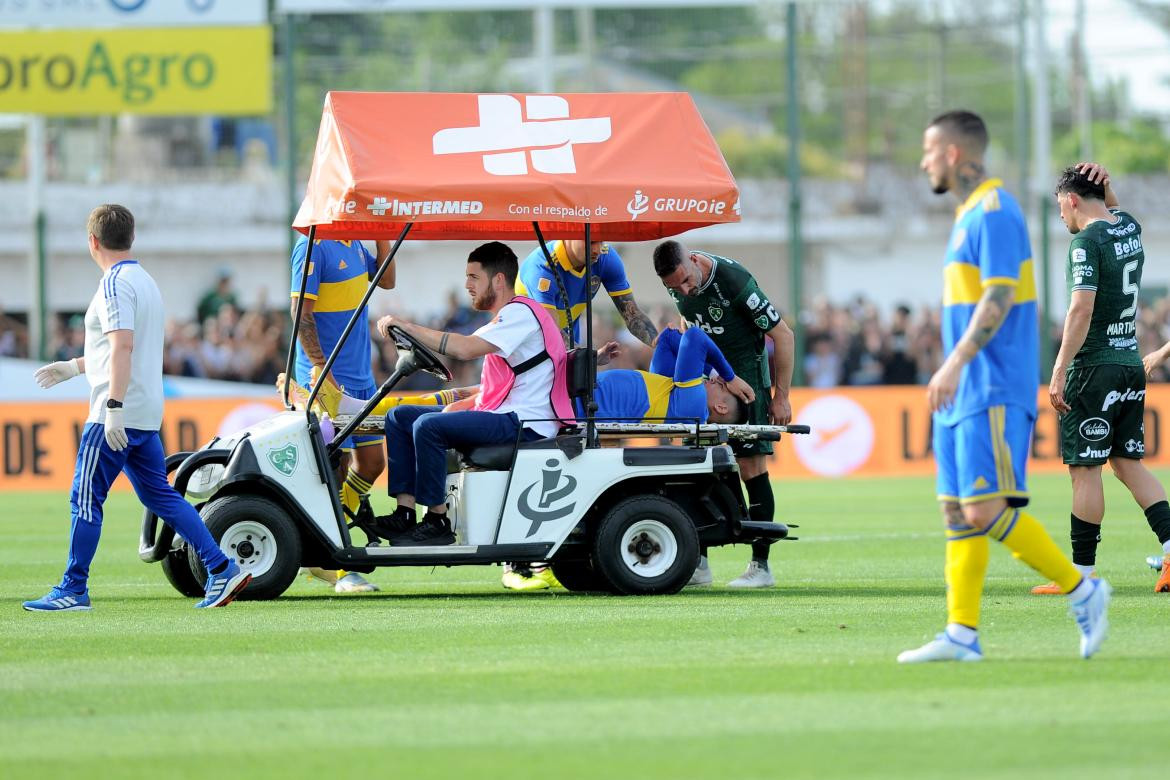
[293,92,740,242]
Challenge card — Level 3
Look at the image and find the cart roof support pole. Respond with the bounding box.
[305,222,412,420]
[284,224,316,409]
[584,222,597,447]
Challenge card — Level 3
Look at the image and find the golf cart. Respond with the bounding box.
[140,92,807,598]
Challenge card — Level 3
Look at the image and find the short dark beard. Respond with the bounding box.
[472,287,496,312]
[953,160,987,201]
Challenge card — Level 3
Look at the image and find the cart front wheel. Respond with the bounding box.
[189,495,302,601]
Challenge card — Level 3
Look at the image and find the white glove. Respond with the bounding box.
[104,407,128,452]
[34,359,80,389]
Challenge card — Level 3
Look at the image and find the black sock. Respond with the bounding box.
[744,473,775,564]
[1070,514,1101,567]
[210,560,228,575]
[1144,500,1170,545]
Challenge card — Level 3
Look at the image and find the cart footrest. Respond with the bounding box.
[739,520,790,541]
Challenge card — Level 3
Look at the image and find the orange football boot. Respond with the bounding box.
[1155,555,1170,593]
[1031,573,1095,595]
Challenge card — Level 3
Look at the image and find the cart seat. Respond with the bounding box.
[461,444,515,470]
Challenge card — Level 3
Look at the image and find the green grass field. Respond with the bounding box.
[3,472,1170,779]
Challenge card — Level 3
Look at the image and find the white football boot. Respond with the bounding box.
[685,556,713,587]
[1070,577,1111,658]
[727,560,775,589]
[335,572,379,593]
[897,632,983,664]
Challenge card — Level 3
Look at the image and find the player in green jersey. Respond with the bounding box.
[653,241,795,588]
[1040,162,1170,595]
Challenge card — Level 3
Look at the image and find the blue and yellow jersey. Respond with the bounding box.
[290,236,377,391]
[586,328,732,423]
[940,179,1038,425]
[515,241,632,342]
[587,370,707,423]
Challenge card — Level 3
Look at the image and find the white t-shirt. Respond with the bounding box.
[84,261,166,430]
[474,301,558,438]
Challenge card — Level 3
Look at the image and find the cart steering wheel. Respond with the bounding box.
[388,324,454,382]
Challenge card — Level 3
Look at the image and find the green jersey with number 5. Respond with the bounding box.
[1066,209,1144,368]
[667,252,782,387]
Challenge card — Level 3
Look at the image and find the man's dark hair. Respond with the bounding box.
[87,204,135,251]
[468,241,518,288]
[1054,166,1106,201]
[653,240,687,277]
[928,110,989,155]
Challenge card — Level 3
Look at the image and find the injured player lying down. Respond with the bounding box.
[590,326,754,424]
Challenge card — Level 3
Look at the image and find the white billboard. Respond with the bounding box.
[277,0,752,12]
[0,0,267,28]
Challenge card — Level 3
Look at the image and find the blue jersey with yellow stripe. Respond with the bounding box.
[585,328,734,423]
[587,370,709,423]
[515,241,632,342]
[940,179,1038,425]
[290,236,377,391]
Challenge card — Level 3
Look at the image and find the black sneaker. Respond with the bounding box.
[371,507,417,541]
[348,496,380,546]
[392,512,455,547]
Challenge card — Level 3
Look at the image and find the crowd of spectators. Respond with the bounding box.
[801,296,944,388]
[12,288,1170,388]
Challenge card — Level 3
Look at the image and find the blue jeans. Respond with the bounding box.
[385,406,540,508]
[62,423,229,594]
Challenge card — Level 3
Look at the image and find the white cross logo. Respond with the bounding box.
[433,95,612,176]
[368,197,390,216]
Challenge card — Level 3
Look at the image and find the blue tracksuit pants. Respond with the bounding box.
[61,423,229,595]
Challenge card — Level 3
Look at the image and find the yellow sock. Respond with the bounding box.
[945,524,990,628]
[990,509,1081,593]
[340,468,373,517]
[369,390,450,417]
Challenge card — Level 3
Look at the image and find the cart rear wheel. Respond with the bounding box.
[592,495,698,595]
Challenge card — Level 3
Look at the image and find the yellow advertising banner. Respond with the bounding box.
[0,26,272,116]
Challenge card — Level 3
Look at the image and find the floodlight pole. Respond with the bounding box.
[785,1,804,386]
[27,114,48,362]
[1014,0,1029,199]
[1031,0,1054,378]
[535,5,555,92]
[283,13,300,269]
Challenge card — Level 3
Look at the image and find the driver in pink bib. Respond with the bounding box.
[372,242,574,546]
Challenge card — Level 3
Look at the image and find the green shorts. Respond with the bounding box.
[1060,362,1146,466]
[730,372,773,458]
